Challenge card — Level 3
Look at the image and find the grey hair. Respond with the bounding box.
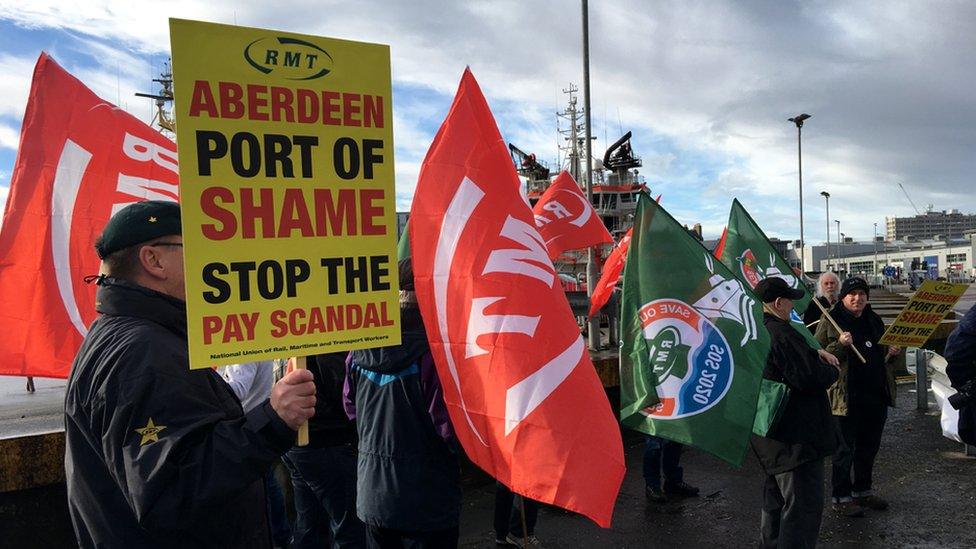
[816,271,841,299]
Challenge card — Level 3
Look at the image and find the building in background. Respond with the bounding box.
[885,209,976,241]
[801,234,975,283]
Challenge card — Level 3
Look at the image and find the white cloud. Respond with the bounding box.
[0,184,8,229]
[0,124,19,150]
[0,54,36,119]
[2,0,974,241]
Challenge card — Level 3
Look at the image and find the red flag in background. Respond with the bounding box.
[532,170,612,260]
[713,226,729,259]
[0,54,179,378]
[409,69,625,527]
[587,226,633,317]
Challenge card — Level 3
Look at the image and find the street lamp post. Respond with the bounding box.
[835,220,841,273]
[820,191,830,270]
[873,222,879,279]
[840,232,846,273]
[789,113,811,274]
[884,236,888,274]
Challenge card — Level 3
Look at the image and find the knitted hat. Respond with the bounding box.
[839,276,870,300]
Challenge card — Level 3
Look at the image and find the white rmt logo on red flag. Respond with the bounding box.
[410,68,624,528]
[531,170,612,260]
[0,54,179,378]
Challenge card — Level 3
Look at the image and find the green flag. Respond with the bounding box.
[397,218,411,261]
[716,199,820,349]
[620,194,770,466]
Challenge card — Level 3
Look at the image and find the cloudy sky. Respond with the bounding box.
[1,1,973,243]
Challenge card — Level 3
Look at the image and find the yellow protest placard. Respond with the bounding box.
[170,19,400,369]
[878,280,969,347]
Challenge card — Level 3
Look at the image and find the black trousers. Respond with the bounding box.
[832,395,888,500]
[365,525,458,549]
[643,436,684,490]
[760,458,825,549]
[493,481,540,539]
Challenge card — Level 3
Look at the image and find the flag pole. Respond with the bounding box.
[293,356,310,446]
[810,299,867,364]
[582,0,600,350]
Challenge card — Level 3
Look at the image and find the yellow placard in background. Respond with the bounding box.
[879,280,968,347]
[170,19,400,369]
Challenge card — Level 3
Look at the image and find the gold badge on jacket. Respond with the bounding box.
[134,418,167,446]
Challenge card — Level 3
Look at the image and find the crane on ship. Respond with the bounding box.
[135,59,176,135]
[509,143,551,196]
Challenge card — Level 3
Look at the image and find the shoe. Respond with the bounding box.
[663,481,700,498]
[645,486,667,503]
[854,495,889,511]
[505,534,542,547]
[832,501,866,517]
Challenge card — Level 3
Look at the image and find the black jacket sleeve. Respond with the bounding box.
[771,324,839,394]
[802,297,823,329]
[946,307,976,389]
[90,341,294,535]
[815,314,850,362]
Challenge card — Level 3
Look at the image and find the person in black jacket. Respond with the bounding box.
[751,277,841,549]
[282,352,366,548]
[344,258,461,548]
[946,305,976,444]
[816,277,900,515]
[64,201,317,548]
[946,305,976,391]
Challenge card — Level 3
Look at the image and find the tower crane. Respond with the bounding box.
[897,182,921,215]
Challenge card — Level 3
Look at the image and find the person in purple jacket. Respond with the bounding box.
[344,258,461,549]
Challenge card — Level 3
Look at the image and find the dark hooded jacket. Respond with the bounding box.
[946,306,976,390]
[344,307,460,531]
[816,302,896,415]
[751,313,840,474]
[946,306,976,444]
[65,279,295,548]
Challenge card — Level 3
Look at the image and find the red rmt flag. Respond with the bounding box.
[409,69,625,527]
[0,54,179,378]
[587,226,633,317]
[532,170,612,260]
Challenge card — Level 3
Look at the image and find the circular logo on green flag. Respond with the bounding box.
[637,299,734,419]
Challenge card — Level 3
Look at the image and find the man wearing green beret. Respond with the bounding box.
[65,200,317,548]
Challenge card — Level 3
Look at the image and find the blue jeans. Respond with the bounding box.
[642,436,683,490]
[283,444,365,549]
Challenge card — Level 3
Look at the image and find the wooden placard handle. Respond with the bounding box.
[811,299,868,364]
[293,355,309,447]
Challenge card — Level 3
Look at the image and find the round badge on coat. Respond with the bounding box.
[865,341,873,348]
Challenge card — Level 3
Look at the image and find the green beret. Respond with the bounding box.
[95,201,182,259]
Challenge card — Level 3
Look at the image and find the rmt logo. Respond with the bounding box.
[244,36,334,80]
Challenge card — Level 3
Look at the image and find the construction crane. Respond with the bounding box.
[898,182,921,215]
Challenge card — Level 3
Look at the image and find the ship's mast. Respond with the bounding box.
[556,84,585,184]
[135,59,176,138]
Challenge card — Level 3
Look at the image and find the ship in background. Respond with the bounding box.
[510,84,648,289]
